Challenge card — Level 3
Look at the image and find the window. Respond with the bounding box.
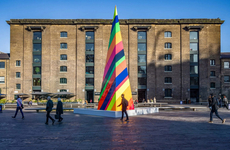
[165,77,172,83]
[165,54,172,60]
[60,43,67,49]
[190,66,198,74]
[210,71,215,77]
[60,66,67,72]
[0,77,5,83]
[224,62,230,68]
[210,59,215,66]
[138,66,146,74]
[138,32,147,39]
[86,43,94,51]
[60,54,67,60]
[138,55,146,63]
[224,76,230,83]
[33,78,41,86]
[86,66,94,74]
[33,55,41,63]
[190,43,198,51]
[33,43,41,52]
[190,77,199,86]
[0,62,5,68]
[60,89,67,92]
[33,32,41,40]
[164,31,172,37]
[138,77,147,85]
[86,78,94,86]
[165,89,172,97]
[210,82,215,88]
[60,32,67,37]
[16,60,21,66]
[33,67,41,74]
[165,65,172,72]
[16,84,21,90]
[138,43,146,51]
[190,54,198,62]
[85,32,94,40]
[190,32,198,40]
[164,43,172,49]
[16,72,21,78]
[86,55,94,62]
[60,78,67,84]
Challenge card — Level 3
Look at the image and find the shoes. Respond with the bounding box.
[12,116,15,118]
[52,120,55,125]
[208,121,213,123]
[120,118,123,121]
[45,122,48,125]
[222,119,226,124]
[125,119,129,121]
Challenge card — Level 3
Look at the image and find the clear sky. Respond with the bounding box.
[0,0,229,53]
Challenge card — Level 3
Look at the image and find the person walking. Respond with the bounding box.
[56,98,63,122]
[12,96,24,119]
[223,95,228,109]
[209,94,226,124]
[45,96,55,125]
[117,94,129,121]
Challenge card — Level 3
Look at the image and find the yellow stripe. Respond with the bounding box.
[115,31,122,45]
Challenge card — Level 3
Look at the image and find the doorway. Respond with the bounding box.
[138,89,146,102]
[86,90,94,103]
[190,89,199,102]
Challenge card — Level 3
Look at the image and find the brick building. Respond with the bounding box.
[2,18,225,102]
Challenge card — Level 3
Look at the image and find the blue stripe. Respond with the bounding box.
[115,68,128,87]
[111,15,119,33]
[100,81,116,110]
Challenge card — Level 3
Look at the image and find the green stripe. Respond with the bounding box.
[116,56,125,67]
[107,94,116,110]
[108,22,120,49]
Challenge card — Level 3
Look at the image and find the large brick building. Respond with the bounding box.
[1,18,225,102]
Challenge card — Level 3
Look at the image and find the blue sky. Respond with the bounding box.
[0,0,229,53]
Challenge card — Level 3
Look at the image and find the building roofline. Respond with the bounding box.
[6,18,225,25]
[220,52,230,59]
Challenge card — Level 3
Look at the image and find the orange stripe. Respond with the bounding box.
[115,60,127,77]
[106,36,116,64]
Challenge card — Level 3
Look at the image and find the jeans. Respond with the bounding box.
[210,109,223,121]
[14,107,24,118]
[46,111,54,123]
[121,110,129,120]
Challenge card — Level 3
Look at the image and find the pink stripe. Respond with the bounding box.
[103,42,124,80]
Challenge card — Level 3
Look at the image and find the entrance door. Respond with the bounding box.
[138,89,146,102]
[190,89,199,102]
[86,90,94,103]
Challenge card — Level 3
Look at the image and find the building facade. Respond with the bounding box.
[3,18,224,102]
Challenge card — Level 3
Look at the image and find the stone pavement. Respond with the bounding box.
[0,108,230,150]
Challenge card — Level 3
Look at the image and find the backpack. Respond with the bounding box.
[125,99,128,107]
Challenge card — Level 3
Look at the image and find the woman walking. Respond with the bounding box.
[56,98,63,122]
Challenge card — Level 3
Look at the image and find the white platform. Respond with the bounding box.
[74,107,159,118]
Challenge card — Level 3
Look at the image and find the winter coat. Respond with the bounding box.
[46,100,53,112]
[210,98,219,111]
[118,98,128,111]
[56,101,63,114]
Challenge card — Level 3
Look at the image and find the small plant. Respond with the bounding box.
[11,100,15,104]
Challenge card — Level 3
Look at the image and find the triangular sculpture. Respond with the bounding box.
[98,6,134,111]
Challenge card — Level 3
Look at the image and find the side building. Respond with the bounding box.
[4,19,225,103]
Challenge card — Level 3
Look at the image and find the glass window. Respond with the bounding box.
[33,55,41,63]
[165,77,172,83]
[33,32,41,40]
[165,89,172,97]
[138,32,146,40]
[33,44,41,52]
[33,78,41,86]
[190,32,198,40]
[165,54,172,60]
[33,67,41,74]
[138,55,146,63]
[190,77,199,86]
[224,62,229,68]
[0,62,5,68]
[16,60,21,66]
[190,66,198,74]
[60,66,67,72]
[165,65,172,71]
[210,59,215,66]
[138,66,146,74]
[86,43,94,51]
[86,55,94,62]
[138,43,146,51]
[86,66,94,74]
[60,54,67,60]
[60,32,67,37]
[60,78,67,84]
[224,76,230,82]
[190,43,198,51]
[16,84,21,89]
[60,89,67,92]
[60,43,67,49]
[16,72,21,78]
[138,77,146,85]
[190,54,198,62]
[0,77,5,83]
[210,82,215,88]
[164,31,172,37]
[86,78,94,86]
[210,71,215,77]
[86,32,94,40]
[164,43,172,49]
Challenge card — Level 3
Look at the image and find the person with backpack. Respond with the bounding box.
[12,96,24,119]
[209,94,226,124]
[45,96,55,125]
[117,94,129,121]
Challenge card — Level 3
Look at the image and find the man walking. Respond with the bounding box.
[12,96,24,119]
[45,96,55,125]
[56,98,63,122]
[117,94,129,121]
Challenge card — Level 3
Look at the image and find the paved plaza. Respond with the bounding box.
[0,108,230,150]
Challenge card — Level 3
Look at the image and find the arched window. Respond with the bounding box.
[165,54,172,60]
[164,31,172,37]
[165,89,172,97]
[60,54,67,60]
[210,82,215,88]
[165,43,172,49]
[60,78,67,84]
[165,77,172,83]
[60,32,67,37]
[60,66,67,72]
[60,43,67,49]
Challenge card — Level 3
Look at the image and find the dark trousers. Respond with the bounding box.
[14,107,24,118]
[57,112,63,121]
[46,111,54,123]
[210,109,223,121]
[121,110,129,120]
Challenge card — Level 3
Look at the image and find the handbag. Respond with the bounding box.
[21,104,24,109]
[55,114,59,119]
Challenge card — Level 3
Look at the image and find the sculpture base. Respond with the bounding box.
[74,107,159,118]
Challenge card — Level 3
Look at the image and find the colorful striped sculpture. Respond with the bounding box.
[98,6,134,111]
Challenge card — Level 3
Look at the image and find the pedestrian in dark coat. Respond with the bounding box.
[12,96,24,119]
[209,95,226,124]
[56,98,63,122]
[45,96,55,125]
[117,94,129,121]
